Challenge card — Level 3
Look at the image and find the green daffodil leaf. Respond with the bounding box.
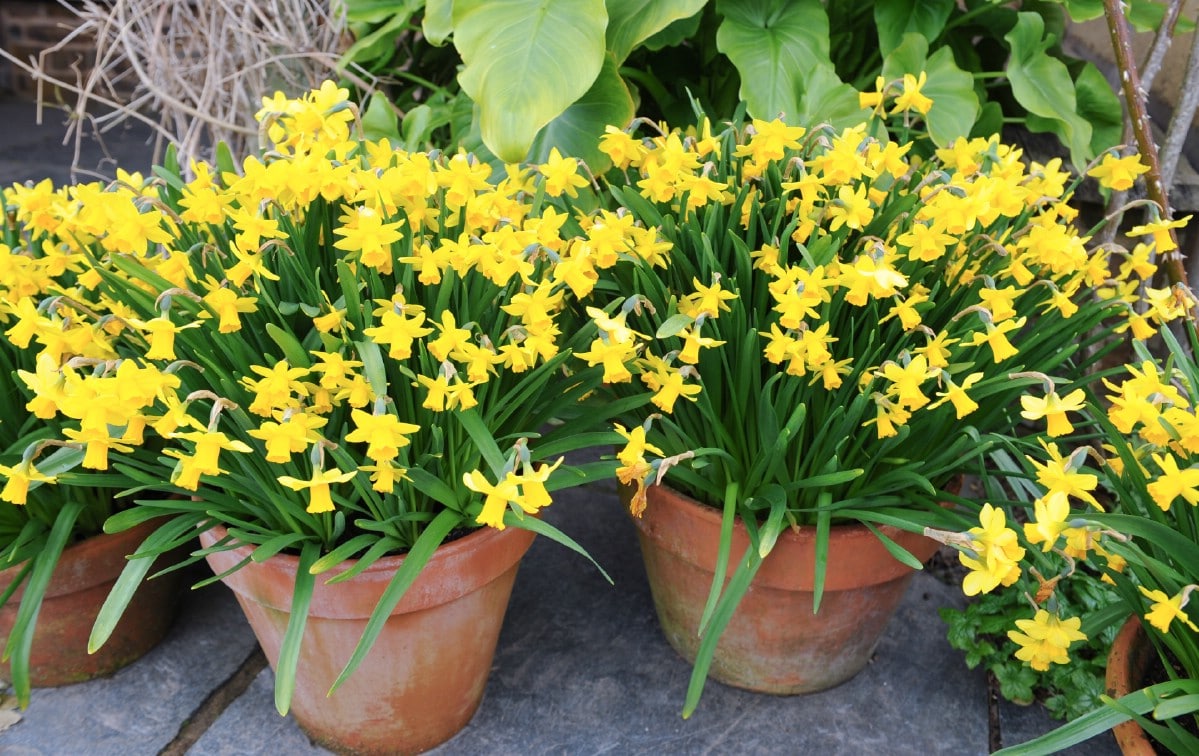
[453,0,607,163]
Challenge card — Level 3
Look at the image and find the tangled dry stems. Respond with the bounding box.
[0,0,372,178]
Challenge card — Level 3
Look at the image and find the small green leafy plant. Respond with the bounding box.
[941,567,1120,721]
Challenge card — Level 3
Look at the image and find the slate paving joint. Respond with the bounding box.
[159,647,268,756]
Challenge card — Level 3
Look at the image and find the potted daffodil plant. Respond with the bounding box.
[4,82,627,754]
[0,176,187,706]
[582,77,1187,716]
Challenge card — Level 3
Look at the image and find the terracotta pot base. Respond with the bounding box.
[633,485,940,695]
[201,523,535,755]
[0,519,185,687]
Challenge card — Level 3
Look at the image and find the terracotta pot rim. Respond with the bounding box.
[645,483,925,541]
[635,483,940,592]
[202,520,512,575]
[200,521,536,618]
[0,518,162,601]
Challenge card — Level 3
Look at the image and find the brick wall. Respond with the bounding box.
[0,1,93,99]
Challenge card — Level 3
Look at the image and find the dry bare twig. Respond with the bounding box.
[0,0,374,178]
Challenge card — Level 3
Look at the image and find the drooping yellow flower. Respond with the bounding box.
[676,324,725,365]
[1022,491,1073,551]
[966,316,1025,363]
[510,458,564,516]
[359,463,408,494]
[1007,610,1087,671]
[242,361,311,417]
[538,147,590,198]
[1147,452,1199,511]
[463,468,544,530]
[598,126,646,170]
[1127,215,1191,254]
[639,355,702,413]
[576,334,638,383]
[1020,388,1085,437]
[62,426,133,471]
[826,183,875,233]
[1139,586,1199,634]
[201,284,258,334]
[167,430,253,490]
[880,355,937,411]
[1029,441,1100,509]
[363,298,434,360]
[680,277,738,320]
[345,409,420,462]
[333,205,405,273]
[247,412,328,464]
[928,372,983,419]
[134,315,201,360]
[892,71,933,115]
[959,503,1025,596]
[1087,152,1149,191]
[278,467,357,514]
[0,461,57,505]
[16,353,67,419]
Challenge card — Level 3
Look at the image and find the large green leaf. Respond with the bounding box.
[715,0,832,122]
[1004,12,1093,167]
[606,0,708,63]
[882,35,979,147]
[343,0,422,23]
[340,6,418,68]
[453,0,608,162]
[1061,0,1104,21]
[794,64,866,132]
[873,0,954,57]
[526,53,634,170]
[423,0,454,45]
[1073,60,1123,156]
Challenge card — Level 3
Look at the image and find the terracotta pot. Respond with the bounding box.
[632,484,941,694]
[1106,615,1157,756]
[0,518,185,686]
[200,523,535,755]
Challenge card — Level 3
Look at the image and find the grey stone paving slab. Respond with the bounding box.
[999,698,1121,755]
[196,483,996,755]
[188,670,328,756]
[0,573,259,755]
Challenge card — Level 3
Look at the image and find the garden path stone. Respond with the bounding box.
[197,482,1000,755]
[0,574,258,755]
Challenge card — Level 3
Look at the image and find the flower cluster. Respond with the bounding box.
[941,326,1199,700]
[591,113,1184,522]
[2,83,629,545]
[1,81,644,709]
